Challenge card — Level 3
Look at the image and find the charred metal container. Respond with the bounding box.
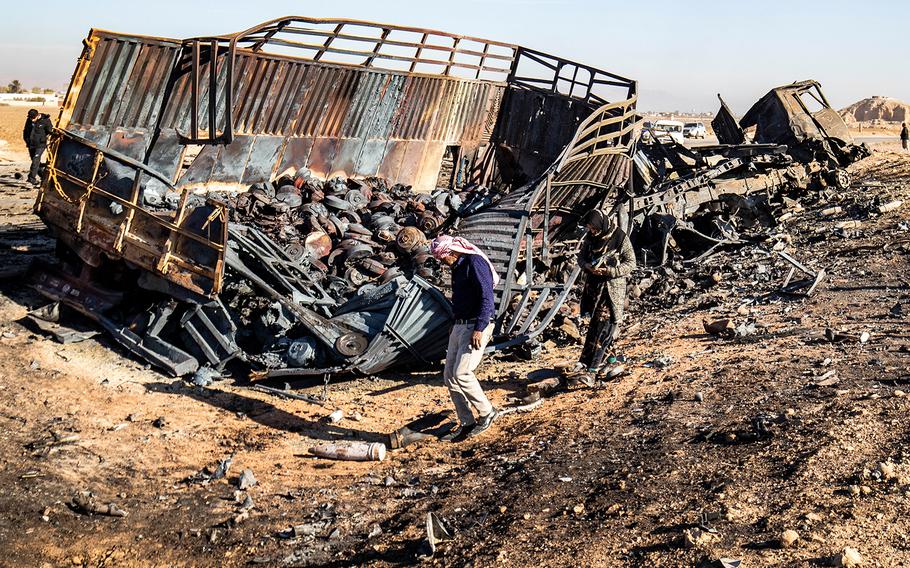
[34,17,639,378]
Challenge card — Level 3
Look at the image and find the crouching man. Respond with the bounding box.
[430,235,500,442]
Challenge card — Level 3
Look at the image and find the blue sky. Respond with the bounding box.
[1,0,907,113]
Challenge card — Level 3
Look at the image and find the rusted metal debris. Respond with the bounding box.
[31,16,639,379]
[626,80,869,265]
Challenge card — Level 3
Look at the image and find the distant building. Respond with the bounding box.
[0,93,61,106]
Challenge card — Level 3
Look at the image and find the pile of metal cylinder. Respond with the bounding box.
[228,168,494,303]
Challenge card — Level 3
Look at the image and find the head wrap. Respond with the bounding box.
[430,235,500,286]
[27,109,39,119]
[582,209,617,236]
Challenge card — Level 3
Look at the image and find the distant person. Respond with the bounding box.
[23,109,53,186]
[576,209,636,383]
[430,235,499,442]
[901,122,909,153]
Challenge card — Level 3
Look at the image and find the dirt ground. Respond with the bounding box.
[2,135,910,567]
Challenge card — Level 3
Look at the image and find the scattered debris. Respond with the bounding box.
[184,455,233,484]
[419,512,453,559]
[70,491,128,518]
[236,469,258,490]
[309,442,386,462]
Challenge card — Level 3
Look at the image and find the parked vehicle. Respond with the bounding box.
[653,119,685,144]
[683,122,708,139]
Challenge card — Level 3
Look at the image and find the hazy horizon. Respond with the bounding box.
[1,0,907,114]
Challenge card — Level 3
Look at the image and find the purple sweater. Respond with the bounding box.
[451,254,496,332]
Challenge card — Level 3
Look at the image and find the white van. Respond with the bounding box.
[684,122,708,139]
[653,120,685,144]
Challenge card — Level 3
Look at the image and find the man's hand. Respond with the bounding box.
[591,267,607,277]
[471,330,484,350]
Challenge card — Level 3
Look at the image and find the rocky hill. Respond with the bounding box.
[840,96,910,123]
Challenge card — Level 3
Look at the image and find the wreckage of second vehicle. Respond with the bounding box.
[30,16,868,380]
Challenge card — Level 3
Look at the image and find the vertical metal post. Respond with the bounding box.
[409,33,428,73]
[445,37,460,76]
[208,39,217,140]
[542,174,551,261]
[190,41,200,140]
[476,43,490,80]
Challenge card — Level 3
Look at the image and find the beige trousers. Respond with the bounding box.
[443,323,494,426]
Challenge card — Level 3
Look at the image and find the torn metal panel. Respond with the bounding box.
[712,94,746,145]
[36,130,228,297]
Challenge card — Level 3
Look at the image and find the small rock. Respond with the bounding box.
[683,527,717,549]
[383,475,396,487]
[832,547,862,567]
[779,529,799,549]
[860,485,872,496]
[694,392,704,403]
[522,513,531,520]
[704,318,735,335]
[326,409,344,423]
[240,495,254,510]
[367,523,382,539]
[237,469,257,490]
[894,390,906,398]
[877,461,897,481]
[572,504,585,515]
[152,417,167,428]
[805,512,822,523]
[848,485,861,497]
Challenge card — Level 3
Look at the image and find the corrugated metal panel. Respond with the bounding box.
[61,27,624,192]
[69,34,179,131]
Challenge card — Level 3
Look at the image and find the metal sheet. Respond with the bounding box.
[275,137,315,176]
[211,136,255,182]
[241,136,285,184]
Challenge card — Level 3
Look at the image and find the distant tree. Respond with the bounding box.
[7,80,22,94]
[31,87,40,93]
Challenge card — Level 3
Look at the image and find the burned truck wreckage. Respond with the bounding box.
[631,80,870,265]
[30,17,868,382]
[31,17,639,379]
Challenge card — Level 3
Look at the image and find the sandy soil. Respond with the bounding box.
[1,148,910,566]
[0,105,58,161]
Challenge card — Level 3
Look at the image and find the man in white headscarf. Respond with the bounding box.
[430,235,500,442]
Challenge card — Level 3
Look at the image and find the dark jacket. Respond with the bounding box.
[28,114,53,149]
[450,254,496,332]
[901,125,909,141]
[22,120,33,146]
